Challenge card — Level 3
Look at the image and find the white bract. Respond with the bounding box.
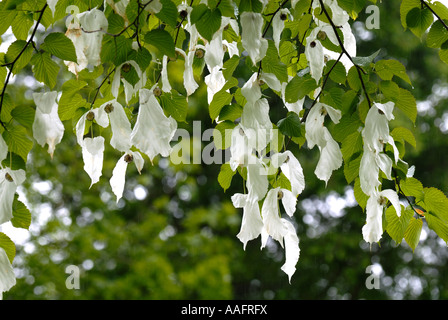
[130,88,177,163]
[271,150,305,197]
[111,60,147,104]
[305,103,343,184]
[362,189,401,244]
[32,91,64,158]
[0,168,26,225]
[64,8,108,75]
[231,193,264,250]
[110,151,144,202]
[0,248,16,300]
[0,131,8,163]
[241,12,268,65]
[81,136,105,188]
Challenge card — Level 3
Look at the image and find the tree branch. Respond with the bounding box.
[318,0,371,108]
[0,4,48,130]
[420,0,448,32]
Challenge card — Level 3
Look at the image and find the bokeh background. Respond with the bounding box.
[2,1,448,299]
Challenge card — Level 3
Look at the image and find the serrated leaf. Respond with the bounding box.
[425,213,448,243]
[285,74,318,103]
[155,0,178,28]
[400,177,424,202]
[354,178,368,210]
[11,195,31,230]
[10,105,35,129]
[391,126,416,149]
[352,49,381,67]
[427,20,448,48]
[59,79,88,121]
[213,120,235,150]
[144,29,176,58]
[218,163,236,192]
[0,232,15,264]
[5,40,33,74]
[209,91,233,121]
[31,51,60,89]
[406,7,433,38]
[3,125,33,162]
[386,206,413,244]
[375,59,412,85]
[11,11,33,40]
[238,0,263,13]
[341,130,363,162]
[41,32,77,62]
[404,217,423,252]
[158,90,188,122]
[395,88,417,124]
[400,0,421,29]
[422,187,448,223]
[194,8,222,42]
[277,112,302,137]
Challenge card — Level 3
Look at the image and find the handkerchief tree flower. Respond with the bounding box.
[2,0,448,296]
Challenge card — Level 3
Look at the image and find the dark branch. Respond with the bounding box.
[0,4,48,130]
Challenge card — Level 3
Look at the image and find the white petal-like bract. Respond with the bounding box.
[241,12,268,65]
[0,168,26,225]
[32,91,64,158]
[0,248,16,300]
[130,89,177,162]
[81,136,105,188]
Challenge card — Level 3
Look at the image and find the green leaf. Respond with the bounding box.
[217,0,235,17]
[10,105,35,129]
[101,35,134,65]
[0,232,15,264]
[426,213,448,243]
[400,177,424,202]
[158,90,188,122]
[194,8,222,42]
[285,74,318,103]
[400,0,421,29]
[41,32,78,62]
[11,11,33,40]
[263,41,288,83]
[3,125,33,162]
[213,120,235,150]
[218,163,236,192]
[209,91,233,121]
[341,130,363,162]
[238,0,263,13]
[218,104,243,122]
[375,59,412,85]
[395,88,417,124]
[343,153,361,184]
[386,206,413,244]
[277,112,302,137]
[155,0,178,28]
[405,7,433,38]
[30,51,60,89]
[391,127,416,149]
[352,49,381,67]
[222,55,240,80]
[325,60,346,84]
[5,39,33,74]
[427,20,448,48]
[354,178,368,210]
[404,217,423,252]
[422,187,448,223]
[128,46,152,72]
[11,195,31,230]
[58,79,88,121]
[144,29,176,58]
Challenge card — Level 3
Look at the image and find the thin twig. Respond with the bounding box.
[421,0,448,32]
[301,52,344,123]
[0,4,48,129]
[318,0,371,108]
[90,67,116,108]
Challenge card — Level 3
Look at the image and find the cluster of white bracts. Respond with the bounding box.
[359,102,402,244]
[75,87,177,202]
